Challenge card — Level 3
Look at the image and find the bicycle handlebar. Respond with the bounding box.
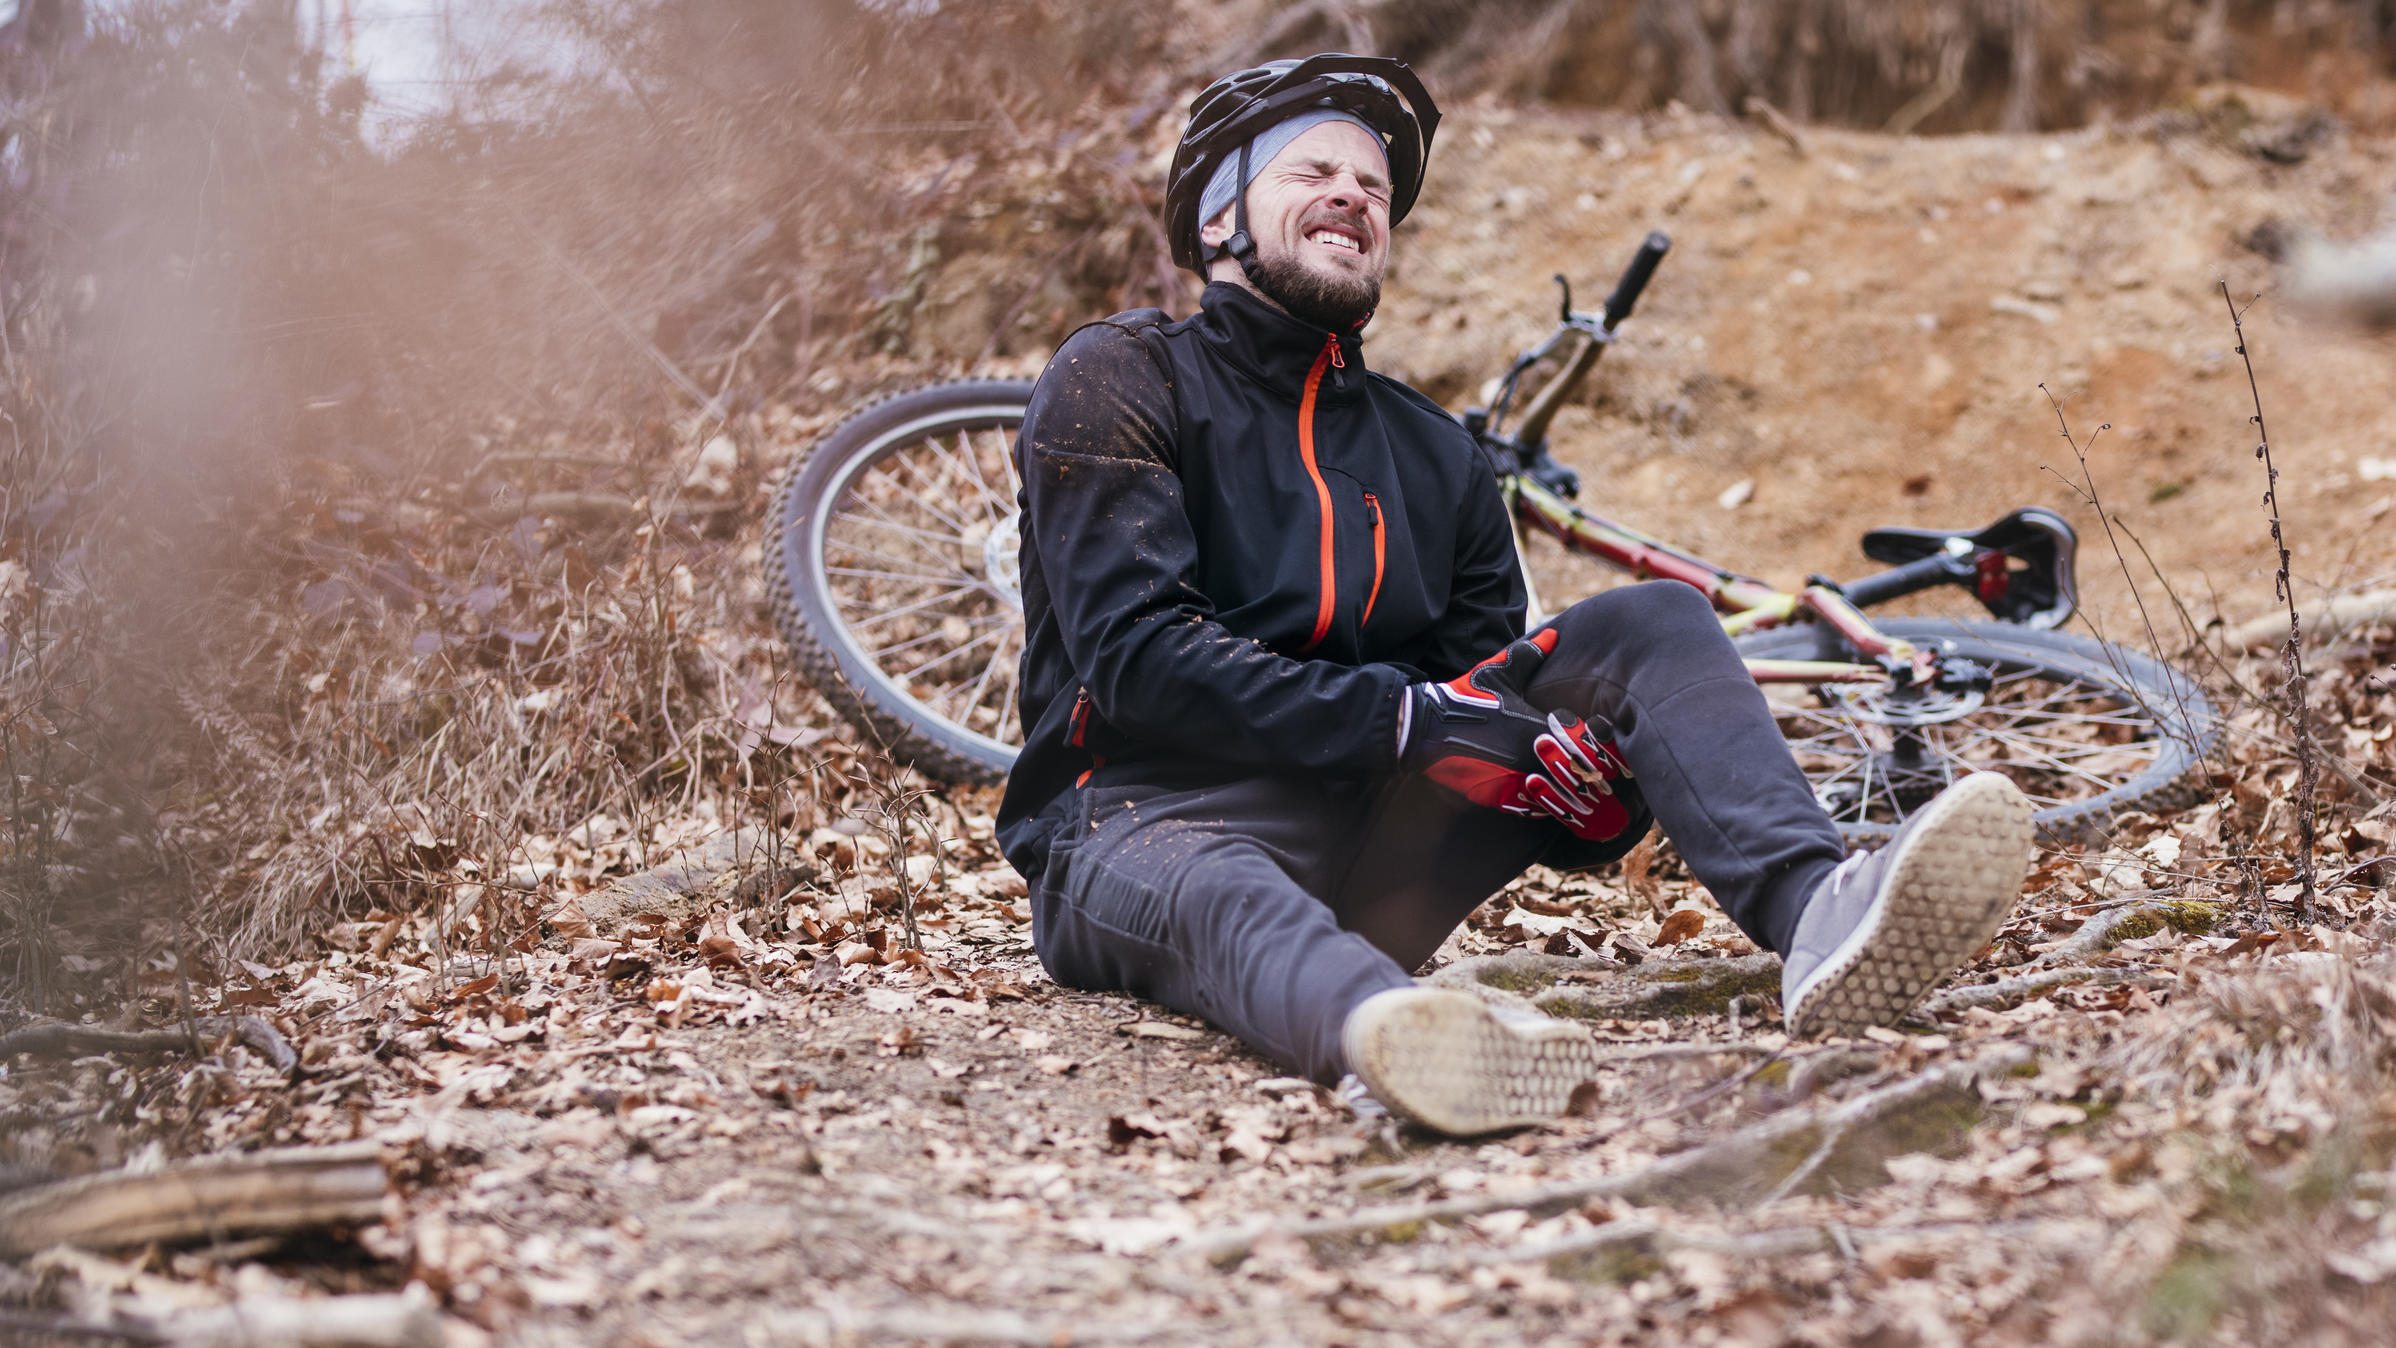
[1501,233,1673,453]
[1602,231,1671,330]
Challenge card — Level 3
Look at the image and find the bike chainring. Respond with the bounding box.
[1815,652,1992,726]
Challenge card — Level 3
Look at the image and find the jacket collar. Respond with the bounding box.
[1191,281,1368,399]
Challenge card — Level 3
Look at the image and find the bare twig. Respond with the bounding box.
[0,1016,296,1073]
[1463,1215,2051,1269]
[2039,388,2256,901]
[1743,96,1810,156]
[2222,283,2320,920]
[1920,965,2170,1016]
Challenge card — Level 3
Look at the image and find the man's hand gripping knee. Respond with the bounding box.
[1396,630,1634,841]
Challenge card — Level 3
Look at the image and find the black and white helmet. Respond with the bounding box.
[1163,53,1441,276]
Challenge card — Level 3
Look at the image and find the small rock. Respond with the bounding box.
[1990,295,2059,324]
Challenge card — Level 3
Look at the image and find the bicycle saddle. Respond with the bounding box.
[1860,507,2079,629]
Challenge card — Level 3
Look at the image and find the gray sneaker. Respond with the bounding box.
[1780,771,2034,1037]
[1341,987,1608,1136]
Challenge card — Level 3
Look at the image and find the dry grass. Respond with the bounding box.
[0,0,1178,1018]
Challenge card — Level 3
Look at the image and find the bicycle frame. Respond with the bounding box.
[1474,234,2075,699]
[1508,475,1928,686]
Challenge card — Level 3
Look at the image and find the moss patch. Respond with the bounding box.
[2109,901,2223,942]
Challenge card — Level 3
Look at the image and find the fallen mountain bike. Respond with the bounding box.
[765,233,2219,847]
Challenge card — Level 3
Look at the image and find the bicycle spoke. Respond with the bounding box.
[845,583,987,634]
[898,621,1013,683]
[821,528,976,576]
[927,428,1011,525]
[971,427,1021,515]
[826,563,978,588]
[838,494,978,553]
[1964,729,2159,761]
[1960,728,2142,793]
[852,458,985,543]
[997,426,1024,503]
[957,625,1014,726]
[862,608,1012,660]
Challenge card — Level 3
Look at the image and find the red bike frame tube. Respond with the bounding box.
[1509,477,1930,684]
[1513,478,1789,617]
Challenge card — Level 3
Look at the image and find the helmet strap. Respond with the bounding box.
[1221,139,1263,283]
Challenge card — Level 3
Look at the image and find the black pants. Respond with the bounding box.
[1029,582,1846,1081]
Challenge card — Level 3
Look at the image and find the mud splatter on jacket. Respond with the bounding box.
[996,281,1527,883]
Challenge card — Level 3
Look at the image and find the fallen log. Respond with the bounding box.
[143,1293,443,1348]
[1176,1046,2027,1262]
[0,1142,386,1259]
[2223,589,2396,652]
[1432,950,1784,1021]
[1920,965,2169,1016]
[0,1017,295,1074]
[556,827,815,935]
[2028,900,2217,968]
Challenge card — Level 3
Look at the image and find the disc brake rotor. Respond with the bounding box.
[1816,678,1987,726]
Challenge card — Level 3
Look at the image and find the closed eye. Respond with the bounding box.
[1285,159,1392,205]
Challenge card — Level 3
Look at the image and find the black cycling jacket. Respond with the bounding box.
[996,281,1527,883]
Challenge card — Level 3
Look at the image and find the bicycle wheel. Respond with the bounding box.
[1732,618,2219,849]
[765,380,1035,786]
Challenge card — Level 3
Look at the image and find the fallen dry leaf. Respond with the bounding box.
[1656,907,1707,946]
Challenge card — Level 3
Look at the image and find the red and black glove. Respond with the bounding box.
[1397,630,1636,842]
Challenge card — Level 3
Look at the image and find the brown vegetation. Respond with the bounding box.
[2,1,2396,1342]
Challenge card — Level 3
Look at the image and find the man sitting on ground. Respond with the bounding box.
[995,54,2033,1136]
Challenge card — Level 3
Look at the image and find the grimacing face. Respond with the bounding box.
[1199,120,1392,329]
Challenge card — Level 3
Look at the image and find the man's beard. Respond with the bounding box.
[1249,246,1381,331]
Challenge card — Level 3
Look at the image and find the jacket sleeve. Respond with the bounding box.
[1413,446,1529,679]
[1021,322,1407,775]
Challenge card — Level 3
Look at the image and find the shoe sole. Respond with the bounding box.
[1342,987,1608,1136]
[1784,771,2034,1037]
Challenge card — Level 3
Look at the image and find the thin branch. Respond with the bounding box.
[1921,966,2169,1016]
[0,1016,296,1073]
[2221,283,2320,920]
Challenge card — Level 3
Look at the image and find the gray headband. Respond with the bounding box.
[1197,109,1388,259]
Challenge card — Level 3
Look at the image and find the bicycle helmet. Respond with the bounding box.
[1164,53,1441,278]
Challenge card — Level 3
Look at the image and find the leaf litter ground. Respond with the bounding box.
[7,625,2396,1345]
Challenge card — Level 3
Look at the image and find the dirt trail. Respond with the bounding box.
[1372,97,2396,636]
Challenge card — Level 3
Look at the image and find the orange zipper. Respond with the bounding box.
[1297,334,1343,652]
[1069,688,1105,787]
[1361,491,1385,627]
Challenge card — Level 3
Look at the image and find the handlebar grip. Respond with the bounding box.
[1601,232,1672,330]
